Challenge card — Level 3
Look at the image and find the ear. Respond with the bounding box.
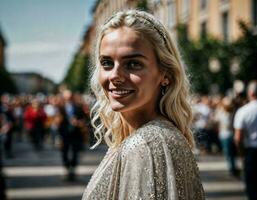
[161,75,170,86]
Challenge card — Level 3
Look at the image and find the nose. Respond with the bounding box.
[109,63,125,83]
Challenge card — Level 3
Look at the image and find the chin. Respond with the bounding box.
[110,102,126,112]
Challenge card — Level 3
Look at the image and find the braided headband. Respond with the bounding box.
[103,10,167,44]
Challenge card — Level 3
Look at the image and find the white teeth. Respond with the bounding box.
[112,90,131,95]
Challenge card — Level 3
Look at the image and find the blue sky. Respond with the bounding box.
[0,0,96,83]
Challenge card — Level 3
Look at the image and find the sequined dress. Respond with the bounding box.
[82,118,205,200]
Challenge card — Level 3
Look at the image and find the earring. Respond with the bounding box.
[161,78,169,95]
[161,79,169,86]
[161,85,168,95]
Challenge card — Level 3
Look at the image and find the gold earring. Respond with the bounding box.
[161,80,169,86]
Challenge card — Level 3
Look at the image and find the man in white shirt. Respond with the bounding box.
[234,80,257,200]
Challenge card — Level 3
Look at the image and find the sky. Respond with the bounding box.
[0,0,97,83]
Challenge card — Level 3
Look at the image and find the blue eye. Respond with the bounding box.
[126,60,143,70]
[100,59,114,69]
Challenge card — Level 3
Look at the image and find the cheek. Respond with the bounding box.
[130,72,162,90]
[98,70,109,88]
[129,74,143,85]
[98,73,109,99]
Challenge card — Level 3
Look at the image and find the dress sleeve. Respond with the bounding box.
[118,135,178,200]
[117,130,205,200]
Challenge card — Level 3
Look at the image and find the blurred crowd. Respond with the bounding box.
[192,93,247,177]
[0,90,253,199]
[0,91,95,199]
[0,91,248,165]
[0,91,95,152]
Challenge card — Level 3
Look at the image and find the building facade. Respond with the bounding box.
[187,0,255,42]
[11,72,56,94]
[82,0,256,56]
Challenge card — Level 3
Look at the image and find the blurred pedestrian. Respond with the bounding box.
[13,97,24,141]
[0,101,7,200]
[57,91,86,181]
[215,96,239,177]
[234,80,257,200]
[82,10,204,199]
[1,95,15,158]
[24,99,46,150]
[193,96,212,153]
[44,95,59,147]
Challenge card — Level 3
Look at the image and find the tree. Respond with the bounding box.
[63,53,91,93]
[177,24,235,94]
[0,68,17,95]
[137,0,149,11]
[231,21,257,84]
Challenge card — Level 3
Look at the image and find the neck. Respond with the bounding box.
[120,110,162,134]
[249,95,257,101]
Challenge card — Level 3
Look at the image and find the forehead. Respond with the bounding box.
[99,26,154,56]
[103,26,141,42]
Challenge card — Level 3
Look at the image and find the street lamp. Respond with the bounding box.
[233,80,245,94]
[230,58,240,75]
[209,58,221,73]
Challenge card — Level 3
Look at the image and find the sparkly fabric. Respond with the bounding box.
[82,118,205,200]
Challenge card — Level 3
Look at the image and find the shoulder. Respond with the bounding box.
[238,101,257,113]
[121,118,192,158]
[234,103,251,121]
[119,118,204,199]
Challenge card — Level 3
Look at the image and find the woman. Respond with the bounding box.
[82,10,204,200]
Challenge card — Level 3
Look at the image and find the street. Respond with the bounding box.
[2,138,247,200]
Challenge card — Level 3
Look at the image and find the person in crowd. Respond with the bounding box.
[193,95,212,153]
[23,98,46,150]
[44,95,59,147]
[1,95,15,158]
[215,96,239,177]
[82,10,204,199]
[234,80,257,200]
[0,100,7,200]
[207,96,222,153]
[12,96,24,142]
[57,91,86,181]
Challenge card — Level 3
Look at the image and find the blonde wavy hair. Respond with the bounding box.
[90,10,194,148]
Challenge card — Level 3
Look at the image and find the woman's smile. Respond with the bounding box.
[108,88,135,98]
[99,26,165,115]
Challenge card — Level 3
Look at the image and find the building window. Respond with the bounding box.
[200,0,208,10]
[253,0,257,26]
[222,11,229,42]
[168,0,176,29]
[201,21,207,38]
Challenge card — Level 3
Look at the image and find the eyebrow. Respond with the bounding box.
[99,53,147,60]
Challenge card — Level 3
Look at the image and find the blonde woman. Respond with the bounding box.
[82,10,204,200]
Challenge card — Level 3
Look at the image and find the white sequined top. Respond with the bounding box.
[82,118,205,200]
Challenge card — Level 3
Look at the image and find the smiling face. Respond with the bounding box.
[99,26,165,118]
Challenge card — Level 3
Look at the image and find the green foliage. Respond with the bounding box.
[137,0,149,11]
[0,68,17,95]
[231,21,257,83]
[177,22,256,95]
[63,53,90,93]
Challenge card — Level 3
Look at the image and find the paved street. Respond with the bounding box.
[2,138,247,200]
